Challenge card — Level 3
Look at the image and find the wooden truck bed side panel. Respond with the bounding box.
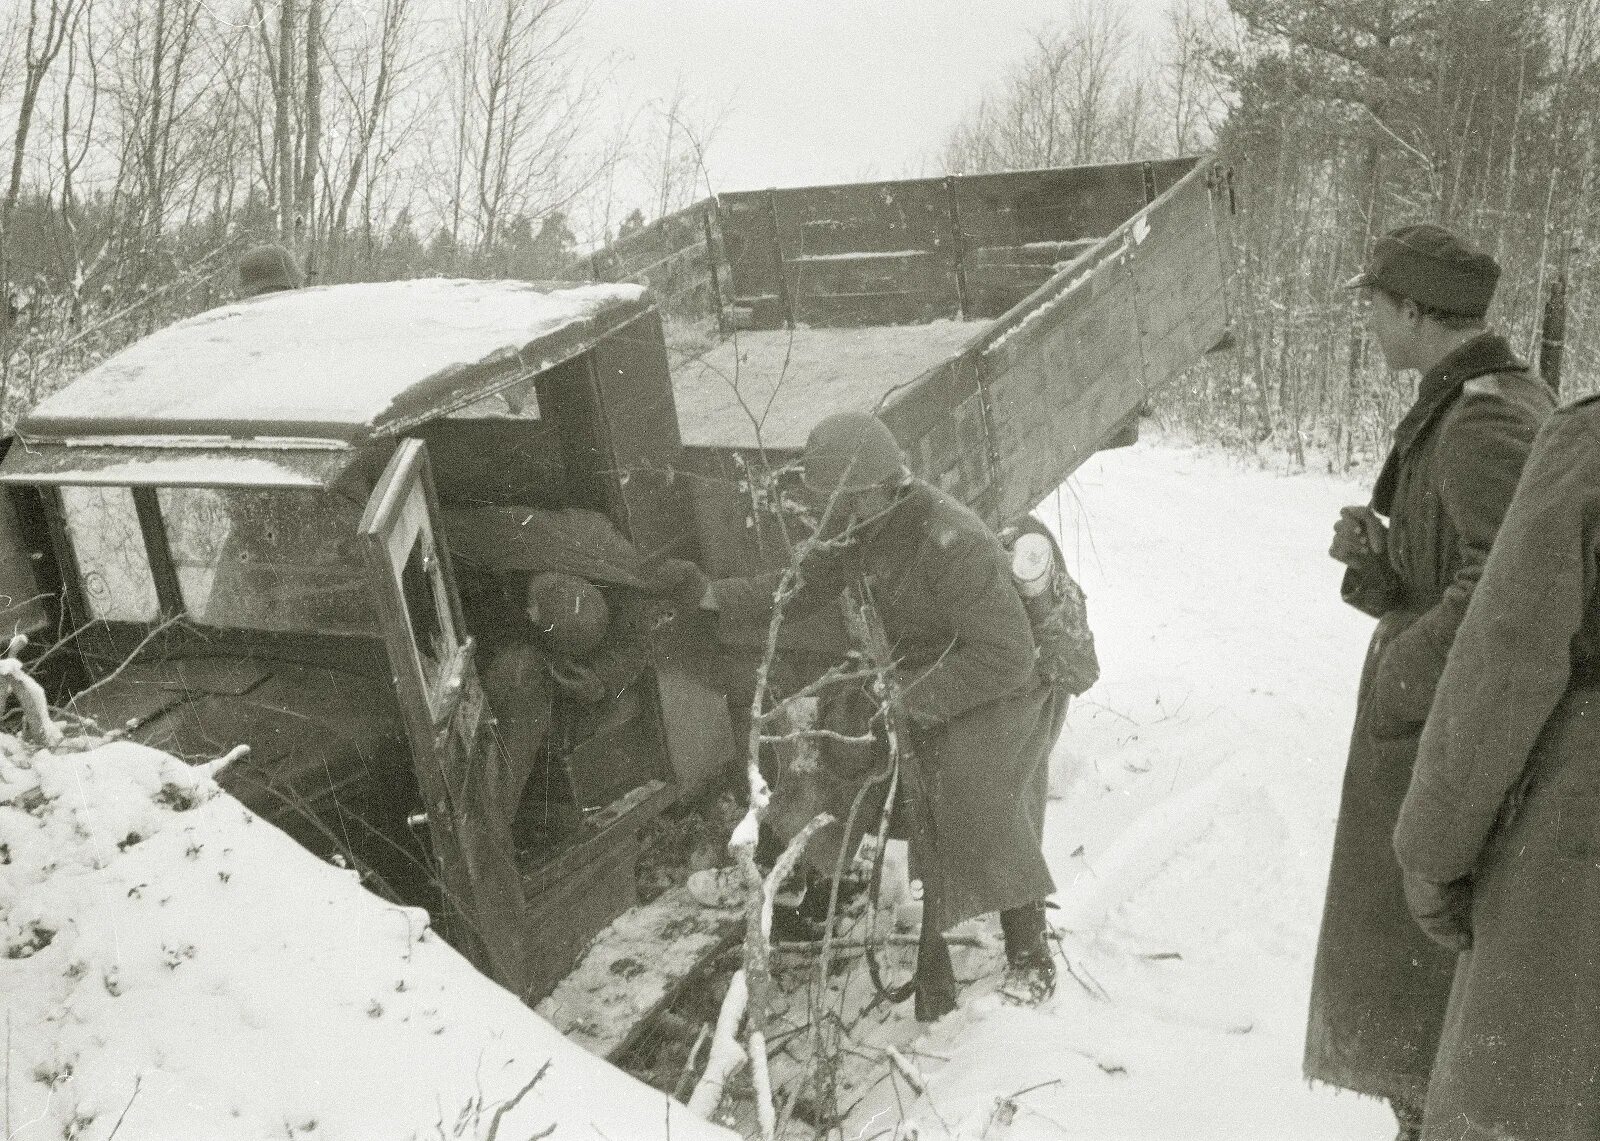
[884,160,1233,524]
[763,178,962,327]
[952,157,1194,318]
[581,200,731,329]
[713,157,1200,329]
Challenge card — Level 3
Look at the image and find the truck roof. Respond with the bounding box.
[18,278,649,444]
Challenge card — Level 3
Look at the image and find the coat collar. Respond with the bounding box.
[1371,332,1526,515]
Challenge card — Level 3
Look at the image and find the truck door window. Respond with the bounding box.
[400,532,449,691]
[158,487,377,634]
[59,486,160,622]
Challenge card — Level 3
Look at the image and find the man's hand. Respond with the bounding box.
[1330,505,1388,567]
[1403,873,1473,953]
[642,556,716,611]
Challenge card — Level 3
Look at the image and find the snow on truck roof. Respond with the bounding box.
[18,278,649,443]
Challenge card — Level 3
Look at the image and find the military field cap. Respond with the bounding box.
[1343,223,1500,317]
[238,244,303,297]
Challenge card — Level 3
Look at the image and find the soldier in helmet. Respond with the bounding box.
[481,570,643,832]
[654,410,1063,1019]
[237,244,304,298]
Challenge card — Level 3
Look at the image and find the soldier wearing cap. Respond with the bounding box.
[653,410,1066,1018]
[1303,223,1554,1139]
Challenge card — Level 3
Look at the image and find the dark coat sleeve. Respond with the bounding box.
[1371,393,1542,729]
[708,541,853,634]
[897,529,1037,726]
[579,594,654,699]
[1395,411,1599,883]
[1341,555,1405,618]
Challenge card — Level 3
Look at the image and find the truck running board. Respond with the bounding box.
[536,884,743,1060]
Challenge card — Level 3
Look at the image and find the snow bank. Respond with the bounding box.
[0,734,731,1141]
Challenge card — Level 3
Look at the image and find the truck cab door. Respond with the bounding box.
[358,438,531,993]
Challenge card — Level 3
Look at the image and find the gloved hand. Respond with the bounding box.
[642,555,714,611]
[1330,505,1387,567]
[547,658,607,705]
[1403,872,1473,952]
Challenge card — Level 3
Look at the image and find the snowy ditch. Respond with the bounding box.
[0,727,730,1141]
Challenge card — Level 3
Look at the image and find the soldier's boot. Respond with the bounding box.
[998,902,1057,1006]
[1389,1097,1424,1141]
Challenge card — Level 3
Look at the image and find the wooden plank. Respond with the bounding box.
[785,250,961,326]
[951,158,1198,248]
[960,240,1100,319]
[586,310,692,559]
[965,160,1229,524]
[717,191,785,322]
[769,179,962,326]
[537,884,743,1059]
[792,287,960,327]
[770,178,954,257]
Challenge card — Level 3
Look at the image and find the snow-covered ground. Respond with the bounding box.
[3,436,1402,1140]
[840,437,1398,1139]
[0,736,731,1141]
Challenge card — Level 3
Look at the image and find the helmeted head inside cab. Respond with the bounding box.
[525,571,609,658]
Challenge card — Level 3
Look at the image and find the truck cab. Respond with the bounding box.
[0,278,733,1001]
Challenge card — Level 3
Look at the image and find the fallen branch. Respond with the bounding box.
[196,744,250,780]
[687,969,748,1117]
[886,1047,926,1096]
[758,728,876,747]
[482,1059,551,1141]
[0,650,62,747]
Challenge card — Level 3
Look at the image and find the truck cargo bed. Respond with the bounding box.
[573,156,1235,575]
[670,320,986,448]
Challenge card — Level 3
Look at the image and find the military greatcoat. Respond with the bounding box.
[1396,400,1600,1141]
[713,479,1059,930]
[1304,333,1553,1105]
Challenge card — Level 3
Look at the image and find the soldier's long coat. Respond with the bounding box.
[1396,401,1600,1141]
[1304,334,1553,1105]
[714,480,1059,930]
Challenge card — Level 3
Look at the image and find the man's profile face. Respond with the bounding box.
[1365,287,1416,371]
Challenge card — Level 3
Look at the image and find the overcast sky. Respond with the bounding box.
[584,0,1170,194]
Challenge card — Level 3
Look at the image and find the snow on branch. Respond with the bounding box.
[0,635,63,747]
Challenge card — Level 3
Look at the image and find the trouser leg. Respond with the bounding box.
[912,905,958,1022]
[1000,901,1050,965]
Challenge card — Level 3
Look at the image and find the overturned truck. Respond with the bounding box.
[0,156,1235,1014]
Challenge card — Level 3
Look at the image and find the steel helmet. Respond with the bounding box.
[801,411,905,495]
[238,244,303,297]
[527,572,609,658]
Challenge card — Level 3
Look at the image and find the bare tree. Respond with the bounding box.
[942,0,1150,174]
[434,0,611,253]
[4,0,85,221]
[325,0,420,241]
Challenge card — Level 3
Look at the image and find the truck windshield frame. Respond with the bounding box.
[57,483,378,635]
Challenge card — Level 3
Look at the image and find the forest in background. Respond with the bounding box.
[941,0,1600,467]
[1,0,1596,469]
